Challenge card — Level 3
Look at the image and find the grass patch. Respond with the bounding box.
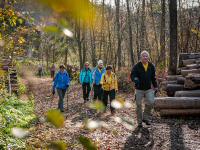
[18,78,27,96]
[0,94,36,149]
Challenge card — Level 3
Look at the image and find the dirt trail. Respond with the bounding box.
[23,71,200,150]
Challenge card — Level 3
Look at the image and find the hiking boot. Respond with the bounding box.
[137,123,143,128]
[111,110,116,115]
[142,119,151,125]
[84,99,86,103]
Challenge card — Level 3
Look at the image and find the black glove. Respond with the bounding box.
[134,79,139,88]
[154,88,158,96]
[52,89,55,95]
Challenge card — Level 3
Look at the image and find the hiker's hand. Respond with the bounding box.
[154,88,158,96]
[52,89,55,95]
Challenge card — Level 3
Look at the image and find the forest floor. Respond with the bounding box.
[22,70,200,150]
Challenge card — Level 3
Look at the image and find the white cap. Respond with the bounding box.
[98,60,103,65]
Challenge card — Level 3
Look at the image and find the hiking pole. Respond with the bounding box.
[45,91,54,109]
[66,87,69,111]
[89,84,94,101]
[49,93,54,109]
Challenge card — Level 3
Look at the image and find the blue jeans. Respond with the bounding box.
[135,89,155,124]
[57,89,67,111]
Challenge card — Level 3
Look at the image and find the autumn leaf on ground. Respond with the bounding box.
[48,140,67,150]
[46,109,64,128]
[89,101,105,112]
[78,135,97,150]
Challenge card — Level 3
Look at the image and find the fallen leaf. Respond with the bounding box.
[78,135,97,150]
[48,140,67,150]
[46,109,65,128]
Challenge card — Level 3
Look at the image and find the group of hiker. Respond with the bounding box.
[38,64,56,78]
[51,50,158,128]
[79,60,118,114]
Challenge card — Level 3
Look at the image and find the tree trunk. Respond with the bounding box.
[181,69,200,76]
[186,73,200,83]
[45,49,49,71]
[126,0,134,66]
[155,97,200,109]
[184,80,200,89]
[64,47,68,67]
[99,0,105,60]
[182,59,199,66]
[185,64,200,69]
[149,0,159,58]
[75,21,83,69]
[160,0,166,67]
[168,0,178,75]
[166,84,185,96]
[115,0,121,69]
[195,16,200,52]
[52,47,55,64]
[175,90,200,97]
[0,0,5,8]
[178,0,184,53]
[140,0,146,52]
[166,75,183,81]
[177,76,186,84]
[106,13,112,65]
[82,28,86,66]
[166,83,185,91]
[90,28,96,67]
[159,109,200,116]
[136,7,140,61]
[179,53,200,65]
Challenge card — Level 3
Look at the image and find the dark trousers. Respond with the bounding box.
[93,84,103,101]
[102,89,116,113]
[38,69,42,77]
[82,83,91,101]
[51,71,55,78]
[57,89,66,111]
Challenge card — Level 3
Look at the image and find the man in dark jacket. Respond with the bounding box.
[131,51,158,128]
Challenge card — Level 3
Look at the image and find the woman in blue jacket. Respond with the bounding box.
[52,64,70,112]
[79,62,93,103]
[92,60,106,101]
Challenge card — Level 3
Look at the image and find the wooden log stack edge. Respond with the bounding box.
[157,53,200,116]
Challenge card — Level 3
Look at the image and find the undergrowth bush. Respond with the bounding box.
[0,91,36,149]
[18,78,27,96]
[115,69,135,93]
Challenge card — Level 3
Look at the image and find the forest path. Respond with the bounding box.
[22,70,200,150]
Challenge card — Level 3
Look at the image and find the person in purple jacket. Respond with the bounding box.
[52,64,70,112]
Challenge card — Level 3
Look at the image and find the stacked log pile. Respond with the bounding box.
[0,58,18,94]
[155,53,200,116]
